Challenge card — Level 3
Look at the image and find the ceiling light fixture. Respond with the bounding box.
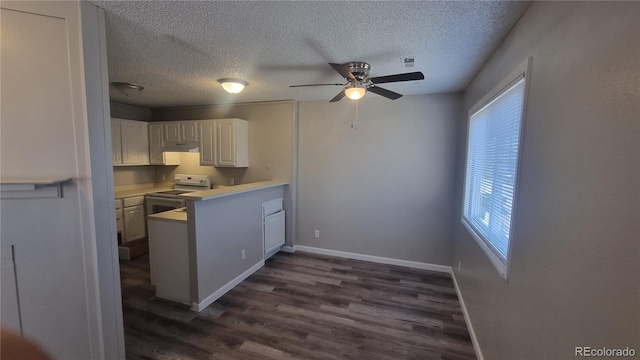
[111,82,144,97]
[218,78,248,94]
[344,83,366,100]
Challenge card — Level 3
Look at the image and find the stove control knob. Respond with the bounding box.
[175,177,181,181]
[199,179,206,184]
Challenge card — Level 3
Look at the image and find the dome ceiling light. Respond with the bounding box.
[218,78,248,94]
[111,82,144,97]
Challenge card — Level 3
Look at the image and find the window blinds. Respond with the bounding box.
[463,76,525,272]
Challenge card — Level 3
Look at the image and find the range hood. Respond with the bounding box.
[161,141,199,152]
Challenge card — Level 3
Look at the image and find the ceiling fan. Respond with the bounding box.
[290,62,424,102]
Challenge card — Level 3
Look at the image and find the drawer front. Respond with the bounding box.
[123,196,145,207]
[115,199,122,210]
[262,197,283,217]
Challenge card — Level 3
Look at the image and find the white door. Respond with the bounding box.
[216,119,237,166]
[1,246,21,332]
[0,2,117,358]
[199,120,216,166]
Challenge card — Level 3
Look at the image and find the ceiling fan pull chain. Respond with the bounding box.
[352,100,358,130]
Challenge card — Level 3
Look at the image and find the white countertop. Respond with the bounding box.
[147,208,187,223]
[179,181,288,201]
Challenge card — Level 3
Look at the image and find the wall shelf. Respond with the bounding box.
[0,178,72,199]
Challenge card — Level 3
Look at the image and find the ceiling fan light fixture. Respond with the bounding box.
[344,86,366,100]
[218,78,248,94]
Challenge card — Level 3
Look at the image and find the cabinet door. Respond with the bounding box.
[123,204,146,242]
[111,119,122,165]
[148,123,164,165]
[180,121,199,142]
[216,119,237,167]
[121,120,150,165]
[199,120,216,166]
[264,211,285,254]
[163,122,181,142]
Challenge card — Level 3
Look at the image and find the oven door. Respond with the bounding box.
[145,196,185,215]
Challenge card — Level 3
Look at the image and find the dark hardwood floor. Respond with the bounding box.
[120,252,476,360]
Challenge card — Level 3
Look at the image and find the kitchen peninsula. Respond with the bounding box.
[148,181,288,312]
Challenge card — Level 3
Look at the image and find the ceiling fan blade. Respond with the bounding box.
[369,71,424,84]
[329,90,346,102]
[368,86,402,100]
[329,63,356,81]
[289,83,344,88]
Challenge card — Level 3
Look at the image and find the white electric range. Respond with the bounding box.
[145,174,211,215]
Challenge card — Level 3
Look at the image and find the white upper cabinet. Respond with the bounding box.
[149,123,180,165]
[112,118,149,166]
[199,120,217,166]
[216,119,249,167]
[199,119,248,167]
[120,119,150,165]
[181,121,199,142]
[111,119,122,165]
[163,120,198,143]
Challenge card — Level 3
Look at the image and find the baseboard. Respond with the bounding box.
[451,271,484,360]
[191,260,265,312]
[279,245,296,253]
[292,245,452,273]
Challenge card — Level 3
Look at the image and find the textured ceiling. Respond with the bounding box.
[90,1,530,108]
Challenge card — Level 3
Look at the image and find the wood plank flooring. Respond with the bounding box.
[120,252,476,360]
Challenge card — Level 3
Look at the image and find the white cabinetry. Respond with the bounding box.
[111,120,122,164]
[123,196,146,242]
[115,199,124,243]
[216,119,248,167]
[199,120,217,166]
[163,121,198,143]
[149,123,181,165]
[263,198,285,255]
[112,118,150,166]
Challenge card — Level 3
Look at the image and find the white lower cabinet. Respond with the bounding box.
[115,199,124,243]
[122,196,146,242]
[263,198,285,255]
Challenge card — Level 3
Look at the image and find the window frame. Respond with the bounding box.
[461,58,530,281]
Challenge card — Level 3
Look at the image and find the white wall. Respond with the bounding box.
[297,94,461,264]
[452,2,640,359]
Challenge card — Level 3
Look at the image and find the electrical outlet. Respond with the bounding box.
[230,177,235,185]
[241,249,246,260]
[161,174,166,181]
[314,230,320,238]
[457,260,462,273]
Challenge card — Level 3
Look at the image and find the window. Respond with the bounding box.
[462,59,528,280]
